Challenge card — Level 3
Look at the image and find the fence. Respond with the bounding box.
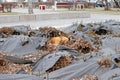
[0,12,90,23]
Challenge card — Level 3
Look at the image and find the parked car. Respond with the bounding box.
[95,0,105,7]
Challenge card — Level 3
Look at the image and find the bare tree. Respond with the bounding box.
[114,0,120,8]
[104,0,110,10]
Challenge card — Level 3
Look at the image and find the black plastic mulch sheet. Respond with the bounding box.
[0,74,41,80]
[0,21,120,80]
[17,46,120,80]
[0,35,47,57]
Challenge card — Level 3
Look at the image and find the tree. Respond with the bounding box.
[28,0,33,14]
[104,0,110,10]
[114,0,120,8]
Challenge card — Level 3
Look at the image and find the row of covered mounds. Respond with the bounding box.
[0,20,120,80]
[0,25,47,74]
[0,25,31,38]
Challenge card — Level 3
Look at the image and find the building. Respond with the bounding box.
[1,0,39,2]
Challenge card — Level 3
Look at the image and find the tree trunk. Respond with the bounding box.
[114,0,120,8]
[28,0,33,14]
[104,0,110,10]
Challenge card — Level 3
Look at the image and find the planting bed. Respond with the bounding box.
[0,20,120,80]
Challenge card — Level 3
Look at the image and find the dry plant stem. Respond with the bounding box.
[81,52,86,62]
[66,38,95,62]
[22,65,33,75]
[46,55,72,72]
[98,58,111,68]
[115,44,120,53]
[94,45,100,56]
[89,51,92,58]
[0,27,14,36]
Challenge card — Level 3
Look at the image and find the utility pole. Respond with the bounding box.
[28,0,33,14]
